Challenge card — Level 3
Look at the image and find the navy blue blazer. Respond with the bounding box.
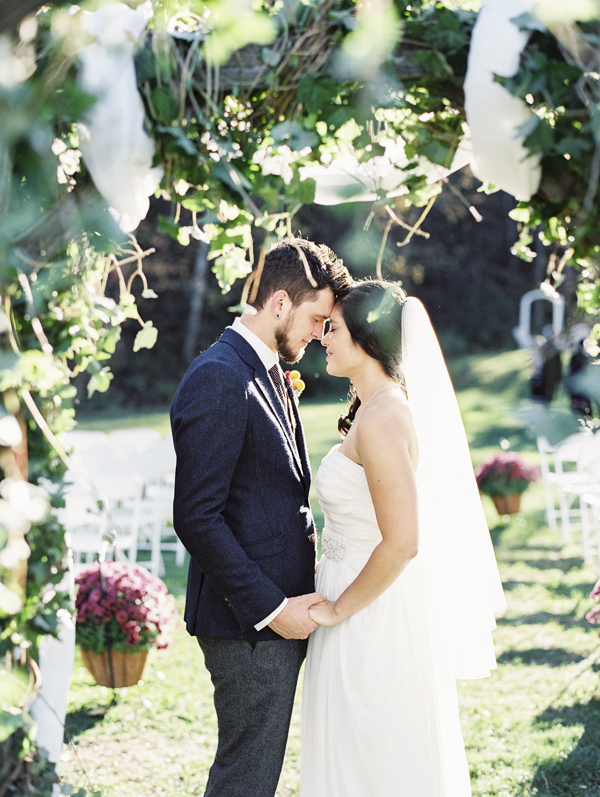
[170,328,317,641]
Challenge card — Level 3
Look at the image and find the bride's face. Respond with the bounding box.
[322,306,366,378]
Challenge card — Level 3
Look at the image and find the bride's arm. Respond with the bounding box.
[309,404,419,627]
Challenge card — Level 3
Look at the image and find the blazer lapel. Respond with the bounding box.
[254,371,305,479]
[287,384,311,496]
[221,328,305,479]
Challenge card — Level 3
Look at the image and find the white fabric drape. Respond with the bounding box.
[463,0,542,201]
[299,133,473,206]
[77,2,162,232]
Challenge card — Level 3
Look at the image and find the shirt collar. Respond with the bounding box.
[231,317,279,371]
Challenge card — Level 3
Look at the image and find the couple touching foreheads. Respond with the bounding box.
[170,238,505,797]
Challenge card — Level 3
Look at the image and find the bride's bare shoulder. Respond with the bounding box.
[358,390,417,455]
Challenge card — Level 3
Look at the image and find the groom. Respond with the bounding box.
[171,237,351,797]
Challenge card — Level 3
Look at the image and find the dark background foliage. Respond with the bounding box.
[81,169,558,411]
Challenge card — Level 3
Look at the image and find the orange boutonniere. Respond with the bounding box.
[285,369,305,399]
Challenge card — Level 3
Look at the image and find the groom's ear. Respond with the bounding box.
[269,290,293,320]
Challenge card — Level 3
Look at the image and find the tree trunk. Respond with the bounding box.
[183,241,209,363]
[501,192,520,287]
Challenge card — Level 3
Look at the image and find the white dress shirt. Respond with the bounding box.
[230,318,288,631]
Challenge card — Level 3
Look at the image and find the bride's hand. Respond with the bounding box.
[308,598,341,627]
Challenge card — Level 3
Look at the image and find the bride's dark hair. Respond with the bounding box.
[337,280,408,436]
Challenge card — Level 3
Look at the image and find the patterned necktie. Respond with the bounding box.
[268,364,296,433]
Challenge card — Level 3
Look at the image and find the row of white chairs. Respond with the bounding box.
[57,427,185,576]
[537,429,600,571]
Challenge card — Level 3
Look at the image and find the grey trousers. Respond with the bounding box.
[197,636,307,797]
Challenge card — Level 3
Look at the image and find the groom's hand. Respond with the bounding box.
[268,593,324,639]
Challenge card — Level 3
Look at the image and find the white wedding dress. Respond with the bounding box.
[300,445,472,797]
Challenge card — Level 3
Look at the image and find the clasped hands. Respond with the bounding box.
[268,592,339,640]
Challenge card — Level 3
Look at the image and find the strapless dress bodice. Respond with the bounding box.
[315,444,382,562]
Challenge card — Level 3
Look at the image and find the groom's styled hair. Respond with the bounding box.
[248,237,350,310]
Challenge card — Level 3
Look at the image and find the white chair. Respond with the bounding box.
[538,435,563,532]
[127,436,184,574]
[66,439,114,484]
[581,491,600,574]
[537,431,598,546]
[107,427,162,454]
[61,463,143,570]
[87,464,145,562]
[61,429,109,452]
[61,429,184,575]
[564,443,600,563]
[58,483,108,570]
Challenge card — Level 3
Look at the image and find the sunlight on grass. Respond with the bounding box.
[61,351,600,797]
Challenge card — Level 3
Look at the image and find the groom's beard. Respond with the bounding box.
[275,314,304,364]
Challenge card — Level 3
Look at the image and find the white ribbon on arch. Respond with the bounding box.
[463,0,542,201]
[77,2,163,232]
[301,0,546,207]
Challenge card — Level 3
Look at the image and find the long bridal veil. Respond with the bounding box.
[402,297,506,679]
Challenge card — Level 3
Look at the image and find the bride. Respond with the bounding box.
[300,280,505,797]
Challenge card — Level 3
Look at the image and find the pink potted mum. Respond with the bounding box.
[75,560,177,687]
[475,451,540,515]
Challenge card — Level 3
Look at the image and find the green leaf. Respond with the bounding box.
[508,207,532,223]
[261,47,283,67]
[211,161,253,193]
[270,121,319,151]
[211,246,252,293]
[412,49,454,80]
[134,46,156,84]
[181,191,212,212]
[206,221,252,253]
[0,711,25,744]
[297,76,341,116]
[335,119,363,144]
[151,87,180,123]
[156,126,198,157]
[297,175,316,205]
[177,227,191,246]
[119,292,139,320]
[555,135,593,159]
[0,664,30,718]
[329,9,358,31]
[520,116,554,152]
[133,321,158,352]
[422,137,453,167]
[202,1,276,65]
[158,216,182,241]
[255,212,290,232]
[511,12,547,32]
[87,367,113,397]
[590,105,600,145]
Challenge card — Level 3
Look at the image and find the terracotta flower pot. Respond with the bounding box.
[491,493,522,516]
[81,648,149,688]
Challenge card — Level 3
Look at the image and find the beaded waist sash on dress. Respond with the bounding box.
[321,532,348,562]
[321,531,377,563]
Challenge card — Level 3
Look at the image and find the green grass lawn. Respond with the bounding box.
[61,351,600,796]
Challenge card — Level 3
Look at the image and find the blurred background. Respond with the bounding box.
[87,168,562,412]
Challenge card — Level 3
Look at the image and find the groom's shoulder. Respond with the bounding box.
[186,330,249,372]
[172,334,249,406]
[182,348,243,388]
